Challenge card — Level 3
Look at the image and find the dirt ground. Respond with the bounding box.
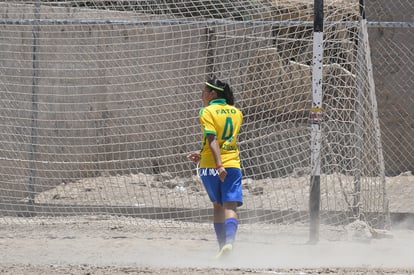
[2,174,414,274]
[0,215,413,275]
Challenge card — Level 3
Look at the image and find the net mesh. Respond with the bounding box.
[0,0,392,230]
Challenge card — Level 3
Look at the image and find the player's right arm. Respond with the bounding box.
[187,152,200,163]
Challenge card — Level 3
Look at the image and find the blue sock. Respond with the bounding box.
[224,218,238,245]
[214,222,225,248]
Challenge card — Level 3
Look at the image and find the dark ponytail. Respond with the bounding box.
[206,78,235,106]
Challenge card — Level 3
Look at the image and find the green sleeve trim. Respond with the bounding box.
[204,129,216,136]
[199,107,205,116]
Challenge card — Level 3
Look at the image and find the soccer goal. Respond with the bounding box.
[0,0,389,237]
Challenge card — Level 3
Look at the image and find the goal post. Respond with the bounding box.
[356,0,388,224]
[309,0,324,244]
[0,0,389,234]
[307,0,390,243]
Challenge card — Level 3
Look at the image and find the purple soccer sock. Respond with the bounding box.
[224,218,238,245]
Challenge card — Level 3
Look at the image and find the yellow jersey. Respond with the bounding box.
[199,98,243,168]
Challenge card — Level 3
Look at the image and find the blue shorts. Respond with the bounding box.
[199,168,243,206]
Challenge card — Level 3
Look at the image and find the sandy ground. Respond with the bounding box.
[0,216,413,274]
[2,174,414,274]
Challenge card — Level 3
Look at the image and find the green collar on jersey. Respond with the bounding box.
[209,98,226,105]
[199,99,227,116]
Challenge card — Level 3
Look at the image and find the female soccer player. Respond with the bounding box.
[187,78,243,259]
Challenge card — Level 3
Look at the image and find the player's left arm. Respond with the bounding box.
[207,134,227,182]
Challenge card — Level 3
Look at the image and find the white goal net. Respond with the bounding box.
[0,0,389,231]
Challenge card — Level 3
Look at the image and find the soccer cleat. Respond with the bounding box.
[214,243,233,259]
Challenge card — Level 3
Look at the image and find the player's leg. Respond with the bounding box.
[213,201,238,259]
[199,169,225,250]
[222,168,243,245]
[215,168,243,258]
[213,202,226,249]
[223,201,239,246]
